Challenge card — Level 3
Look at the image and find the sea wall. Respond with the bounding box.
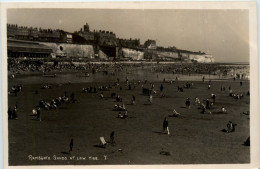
[40,42,95,58]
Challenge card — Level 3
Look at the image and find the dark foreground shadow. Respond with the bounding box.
[153,131,169,135]
[93,145,106,149]
[153,131,162,134]
[168,115,184,118]
[29,114,37,117]
[243,137,250,146]
[30,118,39,121]
[221,129,227,132]
[212,111,227,115]
[159,151,171,156]
[128,116,137,118]
[61,151,70,154]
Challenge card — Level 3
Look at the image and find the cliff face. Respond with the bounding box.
[120,47,215,63]
[189,54,215,63]
[38,42,214,63]
[40,42,94,58]
[156,51,179,59]
[143,49,179,60]
[121,48,144,60]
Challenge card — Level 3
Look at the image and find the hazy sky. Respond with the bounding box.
[7,9,249,63]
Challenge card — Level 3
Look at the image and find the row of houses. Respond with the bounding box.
[7,23,157,49]
[7,23,212,62]
[7,24,72,43]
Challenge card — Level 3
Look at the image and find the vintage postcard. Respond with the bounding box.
[0,1,259,169]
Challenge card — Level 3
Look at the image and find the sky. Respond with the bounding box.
[7,9,249,63]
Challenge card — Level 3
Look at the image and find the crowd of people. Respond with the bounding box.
[8,59,250,159]
[8,58,249,80]
[152,63,249,78]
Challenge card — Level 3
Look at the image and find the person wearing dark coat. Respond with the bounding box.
[110,131,115,145]
[69,139,73,154]
[160,84,164,92]
[36,107,41,121]
[8,107,12,119]
[206,99,210,109]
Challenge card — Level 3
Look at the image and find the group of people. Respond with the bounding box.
[82,86,98,93]
[153,63,222,75]
[10,84,23,96]
[31,91,76,121]
[184,82,193,88]
[117,111,128,119]
[8,105,18,120]
[231,93,244,100]
[38,95,70,110]
[41,84,52,89]
[226,121,237,133]
[114,104,127,111]
[32,107,41,121]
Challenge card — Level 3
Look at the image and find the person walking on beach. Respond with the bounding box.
[110,131,115,145]
[36,107,41,121]
[162,117,170,135]
[70,92,75,103]
[160,84,164,93]
[12,106,18,119]
[132,95,136,104]
[227,121,233,133]
[8,106,12,119]
[149,95,153,104]
[211,93,216,103]
[206,99,210,109]
[69,139,73,154]
[185,98,190,109]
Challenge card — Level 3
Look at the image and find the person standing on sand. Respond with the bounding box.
[12,105,18,119]
[227,121,233,133]
[160,84,164,93]
[69,139,73,154]
[162,117,170,135]
[132,95,136,104]
[149,95,153,104]
[185,98,190,109]
[70,92,75,103]
[8,106,12,119]
[110,131,115,145]
[36,107,41,121]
